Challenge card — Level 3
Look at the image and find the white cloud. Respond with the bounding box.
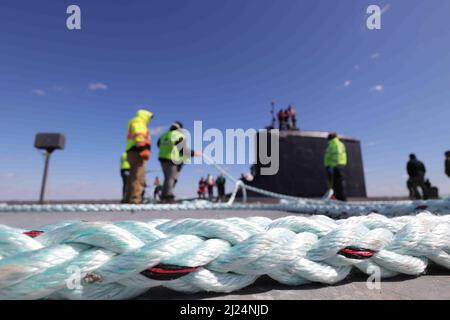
[337,80,352,89]
[371,52,381,59]
[370,84,384,92]
[88,82,108,91]
[32,89,46,96]
[52,85,65,92]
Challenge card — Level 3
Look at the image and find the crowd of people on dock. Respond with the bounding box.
[277,104,298,131]
[120,111,201,204]
[119,109,449,205]
[405,152,450,200]
[197,174,226,202]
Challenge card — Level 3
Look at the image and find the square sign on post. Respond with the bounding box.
[35,133,65,151]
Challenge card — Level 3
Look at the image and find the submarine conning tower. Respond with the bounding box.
[246,130,367,198]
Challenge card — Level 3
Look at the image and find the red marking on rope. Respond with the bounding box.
[23,230,44,238]
[146,267,199,274]
[339,247,375,259]
[140,264,200,280]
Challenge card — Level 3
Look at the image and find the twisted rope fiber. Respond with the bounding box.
[1,212,449,299]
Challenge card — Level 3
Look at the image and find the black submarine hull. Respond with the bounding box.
[246,130,367,198]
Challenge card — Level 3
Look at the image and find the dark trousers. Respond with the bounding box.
[291,116,297,129]
[160,160,182,200]
[217,185,225,201]
[279,120,288,131]
[327,166,347,201]
[408,173,428,200]
[198,191,206,199]
[153,185,162,201]
[121,169,129,202]
[207,186,214,199]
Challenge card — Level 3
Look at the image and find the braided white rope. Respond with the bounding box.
[1,212,449,299]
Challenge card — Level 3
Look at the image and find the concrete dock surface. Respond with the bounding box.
[0,209,294,229]
[139,270,450,300]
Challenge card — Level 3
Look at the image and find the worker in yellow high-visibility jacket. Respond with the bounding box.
[324,132,348,201]
[124,109,153,204]
[120,152,130,203]
[157,121,201,203]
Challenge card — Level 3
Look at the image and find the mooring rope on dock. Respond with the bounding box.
[1,198,449,218]
[0,213,449,299]
[0,153,449,217]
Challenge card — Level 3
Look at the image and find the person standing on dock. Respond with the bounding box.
[120,152,131,203]
[406,154,429,200]
[124,109,153,204]
[206,174,215,200]
[216,173,226,202]
[445,151,450,178]
[198,177,207,199]
[153,176,162,201]
[157,122,201,203]
[324,133,348,201]
[287,104,297,130]
[277,109,288,131]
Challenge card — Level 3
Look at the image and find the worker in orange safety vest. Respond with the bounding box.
[124,109,153,204]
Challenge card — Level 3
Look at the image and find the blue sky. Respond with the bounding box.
[0,0,449,200]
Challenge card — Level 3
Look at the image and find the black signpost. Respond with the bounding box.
[34,133,66,204]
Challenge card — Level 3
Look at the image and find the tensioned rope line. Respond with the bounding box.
[0,154,449,217]
[0,213,449,299]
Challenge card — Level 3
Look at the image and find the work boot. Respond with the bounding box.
[159,196,176,204]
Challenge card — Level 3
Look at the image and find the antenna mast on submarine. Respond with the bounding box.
[270,101,276,129]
